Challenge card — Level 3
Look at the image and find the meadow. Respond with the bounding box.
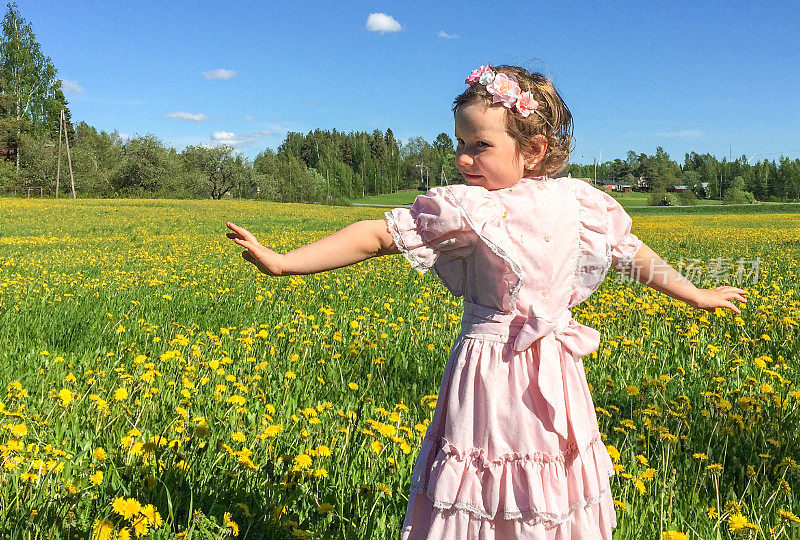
[1,197,799,539]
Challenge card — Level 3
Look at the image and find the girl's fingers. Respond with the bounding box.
[725,301,741,315]
[226,222,256,241]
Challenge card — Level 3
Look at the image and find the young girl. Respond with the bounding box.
[226,64,747,539]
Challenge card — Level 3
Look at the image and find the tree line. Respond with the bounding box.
[564,148,800,204]
[1,2,798,204]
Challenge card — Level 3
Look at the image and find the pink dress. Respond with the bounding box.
[385,177,643,539]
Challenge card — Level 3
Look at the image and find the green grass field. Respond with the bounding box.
[348,186,800,216]
[1,198,799,539]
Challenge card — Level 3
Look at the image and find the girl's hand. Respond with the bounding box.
[225,222,283,276]
[689,286,748,314]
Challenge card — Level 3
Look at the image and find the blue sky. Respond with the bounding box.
[20,0,800,164]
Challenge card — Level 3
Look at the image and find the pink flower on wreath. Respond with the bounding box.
[515,91,539,118]
[486,73,521,109]
[465,63,493,84]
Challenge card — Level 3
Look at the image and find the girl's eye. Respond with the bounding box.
[476,141,489,148]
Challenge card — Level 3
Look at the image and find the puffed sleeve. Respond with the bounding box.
[570,182,645,307]
[599,190,643,270]
[384,187,477,273]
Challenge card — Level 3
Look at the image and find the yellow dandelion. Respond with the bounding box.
[93,447,108,460]
[228,395,246,406]
[293,454,312,471]
[778,509,800,523]
[639,468,657,481]
[131,518,149,538]
[57,388,74,406]
[140,504,162,528]
[90,470,104,485]
[92,519,115,540]
[348,382,359,390]
[606,445,620,462]
[223,512,240,536]
[11,424,28,437]
[728,513,749,532]
[112,497,141,520]
[707,506,718,519]
[114,388,129,401]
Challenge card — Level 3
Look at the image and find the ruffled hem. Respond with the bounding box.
[438,433,604,467]
[411,433,614,522]
[403,488,616,539]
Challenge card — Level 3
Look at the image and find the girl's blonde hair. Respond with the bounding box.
[453,65,573,176]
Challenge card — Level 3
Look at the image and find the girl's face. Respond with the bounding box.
[454,103,529,191]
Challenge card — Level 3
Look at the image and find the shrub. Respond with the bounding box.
[723,188,756,204]
[649,190,681,206]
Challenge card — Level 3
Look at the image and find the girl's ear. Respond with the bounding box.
[523,135,548,172]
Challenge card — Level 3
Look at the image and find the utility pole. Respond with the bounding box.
[55,109,76,198]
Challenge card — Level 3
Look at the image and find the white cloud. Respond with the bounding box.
[211,130,272,147]
[202,69,236,80]
[366,13,402,33]
[656,129,703,139]
[61,79,84,94]
[243,115,256,122]
[164,111,210,122]
[117,132,131,142]
[437,30,459,39]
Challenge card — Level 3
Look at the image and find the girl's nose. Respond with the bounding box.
[457,152,474,167]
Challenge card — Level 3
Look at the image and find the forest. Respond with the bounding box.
[1,2,798,204]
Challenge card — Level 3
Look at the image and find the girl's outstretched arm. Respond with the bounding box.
[226,220,399,276]
[617,243,748,314]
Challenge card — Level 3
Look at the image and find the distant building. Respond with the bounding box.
[596,180,633,193]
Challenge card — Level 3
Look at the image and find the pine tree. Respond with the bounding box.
[0,2,68,170]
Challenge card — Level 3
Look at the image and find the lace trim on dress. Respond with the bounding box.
[410,480,614,523]
[441,184,525,312]
[612,236,644,269]
[438,432,605,467]
[384,211,432,273]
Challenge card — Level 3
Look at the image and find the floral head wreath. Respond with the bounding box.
[465,63,539,118]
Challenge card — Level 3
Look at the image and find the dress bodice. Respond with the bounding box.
[385,176,642,320]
